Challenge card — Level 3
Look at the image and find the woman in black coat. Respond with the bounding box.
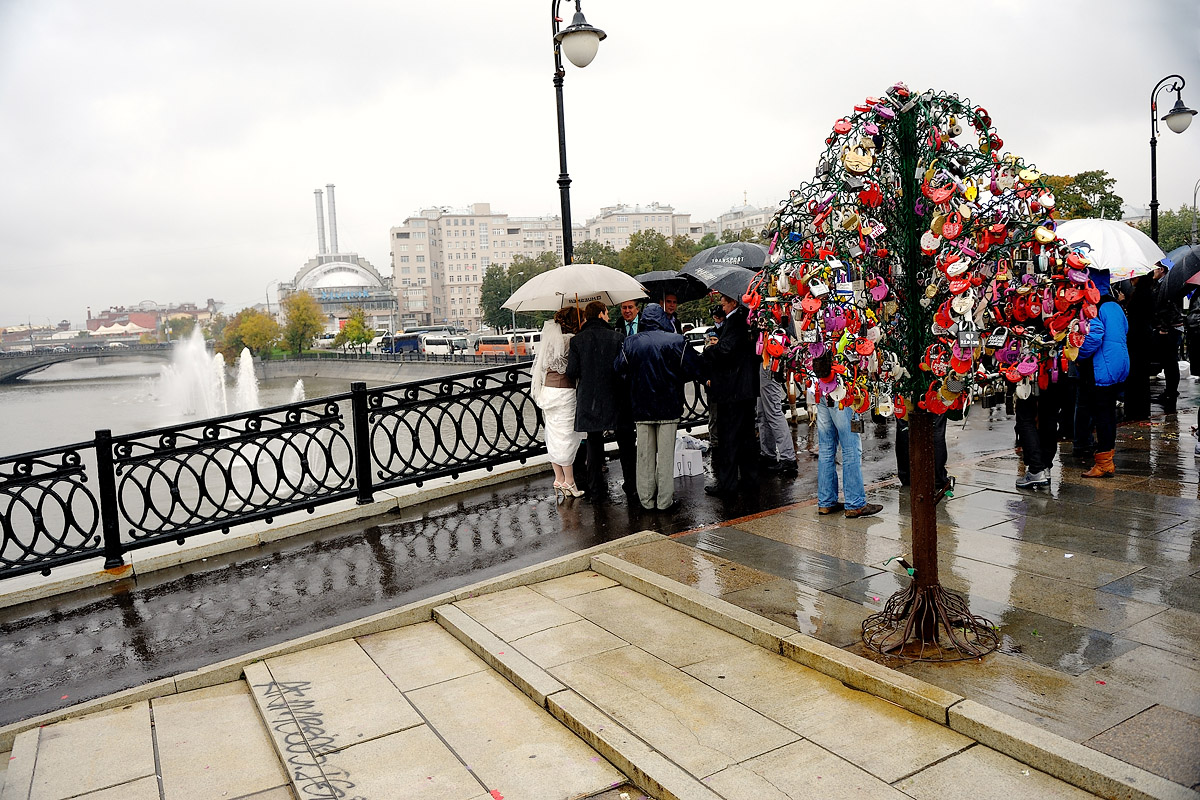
[566,301,624,497]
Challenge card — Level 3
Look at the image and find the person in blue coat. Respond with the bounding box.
[1075,268,1130,478]
[614,303,705,511]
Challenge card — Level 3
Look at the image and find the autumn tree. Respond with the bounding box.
[333,308,373,354]
[216,308,279,362]
[617,229,688,275]
[1043,170,1124,220]
[572,240,620,267]
[281,291,324,355]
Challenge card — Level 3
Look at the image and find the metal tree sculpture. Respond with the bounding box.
[749,83,1096,660]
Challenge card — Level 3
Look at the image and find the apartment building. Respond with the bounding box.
[714,202,778,238]
[390,203,590,331]
[581,202,701,250]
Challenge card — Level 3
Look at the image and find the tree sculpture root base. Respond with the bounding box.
[862,582,1000,662]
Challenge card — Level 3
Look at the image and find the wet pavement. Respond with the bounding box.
[1,374,1198,792]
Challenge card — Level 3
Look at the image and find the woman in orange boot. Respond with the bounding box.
[1075,269,1129,478]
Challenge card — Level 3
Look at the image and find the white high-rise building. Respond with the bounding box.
[582,202,701,250]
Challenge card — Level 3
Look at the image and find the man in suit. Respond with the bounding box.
[703,293,760,496]
[662,292,684,334]
[612,299,642,497]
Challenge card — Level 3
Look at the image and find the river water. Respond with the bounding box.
[0,357,373,457]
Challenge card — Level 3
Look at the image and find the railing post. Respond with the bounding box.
[94,429,125,569]
[350,382,374,504]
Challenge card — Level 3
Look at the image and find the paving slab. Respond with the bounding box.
[1085,705,1200,789]
[511,619,628,669]
[1118,607,1200,657]
[357,621,487,693]
[1086,644,1200,717]
[719,578,872,647]
[527,570,620,601]
[558,585,756,668]
[21,702,155,800]
[453,585,582,641]
[70,777,162,800]
[314,726,483,800]
[609,538,778,596]
[261,638,422,754]
[704,739,911,800]
[152,682,289,800]
[551,644,799,779]
[893,743,1102,799]
[406,669,624,800]
[682,644,971,783]
[676,527,885,591]
[737,512,902,565]
[893,649,1157,743]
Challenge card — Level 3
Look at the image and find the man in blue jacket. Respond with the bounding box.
[1076,269,1130,478]
[614,303,704,511]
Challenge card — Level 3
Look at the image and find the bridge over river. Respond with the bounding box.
[0,344,173,382]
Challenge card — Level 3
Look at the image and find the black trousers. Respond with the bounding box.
[896,415,948,486]
[714,399,758,492]
[1014,380,1064,473]
[1155,330,1180,401]
[614,418,638,495]
[1079,381,1118,452]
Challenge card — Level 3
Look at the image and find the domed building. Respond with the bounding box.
[277,184,397,335]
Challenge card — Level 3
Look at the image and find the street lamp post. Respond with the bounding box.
[1149,75,1196,244]
[1192,177,1199,245]
[551,0,605,266]
[510,270,524,331]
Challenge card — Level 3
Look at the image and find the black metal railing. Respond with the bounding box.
[0,363,709,581]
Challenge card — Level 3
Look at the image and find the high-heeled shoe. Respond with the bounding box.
[561,483,585,498]
[552,481,565,501]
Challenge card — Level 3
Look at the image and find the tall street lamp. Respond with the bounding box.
[551,0,605,266]
[509,270,524,331]
[1149,75,1196,243]
[1192,177,1199,245]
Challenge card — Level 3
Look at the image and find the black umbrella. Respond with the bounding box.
[680,242,766,304]
[680,263,757,303]
[680,242,769,275]
[636,270,709,303]
[1161,244,1200,301]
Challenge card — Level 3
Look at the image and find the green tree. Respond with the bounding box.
[720,227,761,244]
[572,239,620,267]
[281,291,324,355]
[216,308,279,362]
[617,229,687,275]
[167,316,196,341]
[480,264,512,330]
[1134,204,1195,253]
[1043,170,1123,220]
[697,232,721,250]
[333,308,373,354]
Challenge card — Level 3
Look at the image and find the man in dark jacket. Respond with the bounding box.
[566,301,625,498]
[703,293,760,496]
[612,299,642,497]
[614,303,704,511]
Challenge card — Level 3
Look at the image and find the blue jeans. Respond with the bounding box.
[816,402,865,510]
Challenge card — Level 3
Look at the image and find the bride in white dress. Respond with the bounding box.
[530,306,585,500]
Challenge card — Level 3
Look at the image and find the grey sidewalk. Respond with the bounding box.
[10,554,1180,800]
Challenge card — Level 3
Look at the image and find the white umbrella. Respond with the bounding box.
[1054,219,1166,280]
[502,263,647,312]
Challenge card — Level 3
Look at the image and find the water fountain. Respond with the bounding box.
[159,329,260,418]
[289,380,306,403]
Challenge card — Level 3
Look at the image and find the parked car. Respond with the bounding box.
[419,334,469,356]
[52,346,69,353]
[684,326,714,352]
[513,329,541,355]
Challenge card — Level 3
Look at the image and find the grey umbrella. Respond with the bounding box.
[680,243,766,304]
[680,263,757,303]
[1160,244,1200,300]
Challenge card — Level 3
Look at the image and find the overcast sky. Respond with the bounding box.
[1,0,1198,327]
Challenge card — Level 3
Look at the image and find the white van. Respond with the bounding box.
[514,329,541,355]
[419,334,469,356]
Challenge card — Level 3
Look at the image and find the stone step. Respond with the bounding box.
[1,682,291,800]
[242,620,625,800]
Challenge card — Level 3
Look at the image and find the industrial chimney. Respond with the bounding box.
[326,183,339,255]
[314,189,327,255]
